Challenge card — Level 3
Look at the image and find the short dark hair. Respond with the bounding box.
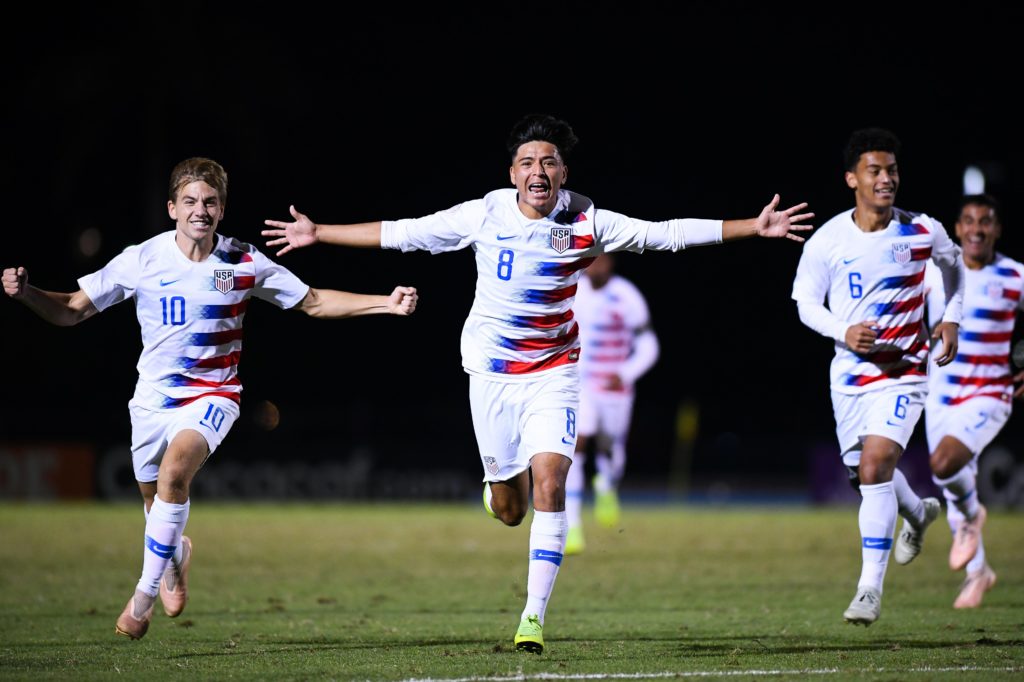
[843,128,901,171]
[960,193,1001,221]
[507,114,579,161]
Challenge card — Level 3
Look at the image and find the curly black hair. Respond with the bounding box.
[843,128,901,171]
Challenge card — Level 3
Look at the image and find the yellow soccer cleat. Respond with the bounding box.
[593,475,621,528]
[564,526,586,555]
[514,614,544,654]
[483,483,498,519]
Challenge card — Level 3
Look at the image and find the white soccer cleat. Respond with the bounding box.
[893,497,940,565]
[843,585,882,626]
[953,562,997,609]
[949,505,986,571]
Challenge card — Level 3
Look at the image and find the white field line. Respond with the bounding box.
[400,666,1023,682]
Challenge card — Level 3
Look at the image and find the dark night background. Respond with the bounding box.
[2,3,1022,501]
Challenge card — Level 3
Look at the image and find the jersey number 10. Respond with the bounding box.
[161,296,186,325]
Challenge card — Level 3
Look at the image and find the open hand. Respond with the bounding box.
[755,194,815,242]
[263,205,318,257]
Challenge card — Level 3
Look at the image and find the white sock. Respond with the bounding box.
[565,454,585,531]
[891,468,925,527]
[144,502,185,565]
[522,510,567,624]
[934,467,980,520]
[593,455,613,493]
[858,481,897,592]
[966,536,987,574]
[608,438,627,486]
[136,496,190,597]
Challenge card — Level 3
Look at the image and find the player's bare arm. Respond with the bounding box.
[297,285,418,318]
[721,194,815,242]
[263,205,382,256]
[930,321,959,367]
[3,266,98,326]
[1011,369,1024,399]
[844,320,879,353]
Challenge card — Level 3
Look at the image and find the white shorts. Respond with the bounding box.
[925,396,1011,457]
[469,368,580,482]
[831,385,925,467]
[578,389,634,440]
[129,396,240,482]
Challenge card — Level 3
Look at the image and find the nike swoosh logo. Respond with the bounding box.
[886,419,902,427]
[561,437,574,445]
[864,540,888,548]
[159,279,181,287]
[496,234,516,241]
[842,257,861,264]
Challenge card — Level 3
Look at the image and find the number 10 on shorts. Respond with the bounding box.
[200,402,226,432]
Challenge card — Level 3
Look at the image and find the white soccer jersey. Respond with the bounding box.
[575,274,659,395]
[381,188,720,381]
[78,231,310,410]
[792,208,964,394]
[925,253,1024,406]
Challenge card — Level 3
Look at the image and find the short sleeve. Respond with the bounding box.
[249,246,311,309]
[77,245,142,311]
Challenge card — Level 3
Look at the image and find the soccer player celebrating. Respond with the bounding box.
[792,128,965,626]
[923,193,1023,608]
[264,113,812,653]
[3,157,418,640]
[564,253,659,555]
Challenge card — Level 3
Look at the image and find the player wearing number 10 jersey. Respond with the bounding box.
[264,113,814,653]
[3,157,418,640]
[792,128,965,626]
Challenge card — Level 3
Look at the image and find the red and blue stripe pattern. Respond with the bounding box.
[488,347,580,375]
[932,256,1022,406]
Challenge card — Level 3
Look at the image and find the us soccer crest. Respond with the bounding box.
[214,269,234,294]
[482,456,499,476]
[550,227,572,254]
[892,242,911,264]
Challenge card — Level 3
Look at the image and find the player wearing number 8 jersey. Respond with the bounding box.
[2,157,418,640]
[791,128,965,626]
[264,113,814,653]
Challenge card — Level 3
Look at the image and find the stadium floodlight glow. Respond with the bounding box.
[963,165,985,195]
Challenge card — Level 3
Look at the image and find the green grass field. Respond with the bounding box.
[1,502,1021,680]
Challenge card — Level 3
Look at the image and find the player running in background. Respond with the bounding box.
[791,128,964,626]
[564,253,659,555]
[924,193,1024,608]
[3,157,418,640]
[264,113,812,653]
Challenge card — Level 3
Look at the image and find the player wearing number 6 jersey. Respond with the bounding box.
[263,113,814,653]
[791,128,965,626]
[2,157,418,641]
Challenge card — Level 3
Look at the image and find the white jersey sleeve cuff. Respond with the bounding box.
[380,221,401,250]
[680,219,723,247]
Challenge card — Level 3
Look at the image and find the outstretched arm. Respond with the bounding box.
[296,285,418,319]
[3,267,98,326]
[263,205,382,257]
[722,194,814,242]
